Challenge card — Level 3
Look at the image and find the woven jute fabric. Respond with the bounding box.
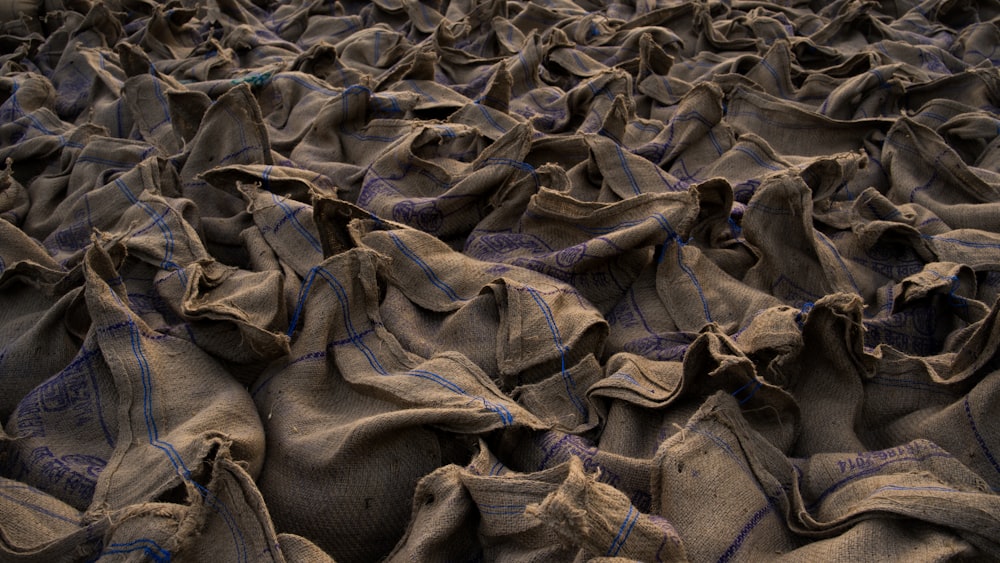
[2,0,1000,560]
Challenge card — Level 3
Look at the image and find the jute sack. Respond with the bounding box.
[883,117,1000,232]
[652,390,1000,561]
[0,220,84,421]
[464,170,700,315]
[856,297,1000,493]
[37,154,290,372]
[478,316,802,525]
[356,121,534,242]
[252,246,549,562]
[94,445,295,563]
[288,84,417,203]
[4,241,264,506]
[0,471,110,561]
[351,219,606,432]
[769,288,1000,494]
[39,3,123,124]
[388,441,688,562]
[1,239,298,560]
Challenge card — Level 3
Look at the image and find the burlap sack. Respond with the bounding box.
[652,391,1000,561]
[0,218,83,421]
[388,442,688,562]
[252,246,548,561]
[356,120,534,242]
[354,220,605,432]
[0,238,300,561]
[0,471,109,562]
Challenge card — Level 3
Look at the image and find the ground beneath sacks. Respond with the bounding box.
[2,0,1000,561]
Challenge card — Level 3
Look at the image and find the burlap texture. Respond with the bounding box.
[3,0,1000,560]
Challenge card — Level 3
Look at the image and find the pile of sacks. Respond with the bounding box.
[2,0,1000,560]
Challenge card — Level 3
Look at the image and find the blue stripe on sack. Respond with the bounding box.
[924,234,1000,249]
[730,379,762,405]
[805,450,958,511]
[104,539,172,562]
[274,74,340,96]
[114,178,187,286]
[263,167,323,253]
[965,396,1000,481]
[648,212,712,322]
[759,59,787,99]
[524,287,588,417]
[607,504,639,557]
[516,52,535,88]
[287,266,320,338]
[192,480,249,562]
[105,287,248,561]
[692,112,724,155]
[684,425,787,562]
[315,267,388,375]
[479,157,539,186]
[673,240,713,323]
[673,158,703,184]
[477,502,525,515]
[587,77,615,101]
[872,484,959,494]
[388,232,462,302]
[651,212,677,264]
[614,144,642,196]
[717,504,772,563]
[733,145,782,171]
[406,79,437,103]
[817,235,862,295]
[408,369,513,426]
[476,104,507,133]
[149,75,171,133]
[0,486,81,525]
